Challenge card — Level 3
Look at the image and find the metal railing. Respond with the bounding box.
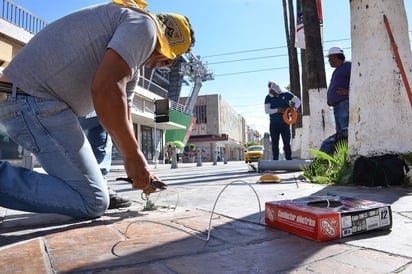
[137,76,186,112]
[1,0,47,34]
[170,99,185,113]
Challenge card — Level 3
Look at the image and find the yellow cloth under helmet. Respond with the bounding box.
[112,0,192,59]
[112,0,148,9]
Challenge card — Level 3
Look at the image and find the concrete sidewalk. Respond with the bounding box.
[0,161,411,273]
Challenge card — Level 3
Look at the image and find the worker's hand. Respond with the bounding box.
[143,182,157,195]
[145,174,162,194]
[115,175,164,195]
[277,107,285,113]
[337,88,348,96]
[143,177,167,195]
[124,156,158,193]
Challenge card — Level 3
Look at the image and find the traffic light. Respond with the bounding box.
[154,99,169,123]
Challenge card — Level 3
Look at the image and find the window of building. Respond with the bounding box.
[141,126,153,160]
[195,104,207,124]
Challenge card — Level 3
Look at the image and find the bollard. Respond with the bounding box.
[196,148,202,167]
[263,132,271,160]
[213,150,217,165]
[22,150,34,170]
[171,146,178,169]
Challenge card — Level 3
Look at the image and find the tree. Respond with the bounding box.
[294,0,334,159]
[348,0,412,156]
[281,0,302,130]
[301,0,326,90]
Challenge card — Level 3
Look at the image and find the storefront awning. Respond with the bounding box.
[131,108,186,130]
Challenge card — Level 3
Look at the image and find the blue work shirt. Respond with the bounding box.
[327,61,351,106]
[265,92,294,123]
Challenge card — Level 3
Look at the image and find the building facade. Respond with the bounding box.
[180,94,247,162]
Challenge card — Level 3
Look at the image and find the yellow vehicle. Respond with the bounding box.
[244,145,264,163]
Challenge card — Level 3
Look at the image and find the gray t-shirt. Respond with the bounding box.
[4,3,157,116]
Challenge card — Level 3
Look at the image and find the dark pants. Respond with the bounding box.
[79,116,112,176]
[269,122,292,160]
[333,99,349,132]
[319,128,348,155]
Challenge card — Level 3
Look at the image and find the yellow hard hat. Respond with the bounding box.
[112,0,148,9]
[112,0,193,59]
[154,13,193,59]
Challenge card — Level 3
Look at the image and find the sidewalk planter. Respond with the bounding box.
[265,195,392,241]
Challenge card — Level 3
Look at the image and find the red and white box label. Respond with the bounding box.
[265,195,392,241]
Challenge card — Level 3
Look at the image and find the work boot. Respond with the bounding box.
[108,187,132,209]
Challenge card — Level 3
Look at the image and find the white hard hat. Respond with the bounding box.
[268,81,283,94]
[326,46,344,57]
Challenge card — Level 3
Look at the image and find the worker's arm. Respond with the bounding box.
[290,95,301,110]
[265,103,280,114]
[91,48,155,192]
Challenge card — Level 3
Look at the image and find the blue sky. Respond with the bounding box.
[10,0,412,135]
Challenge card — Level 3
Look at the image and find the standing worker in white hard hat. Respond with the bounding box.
[326,46,352,132]
[265,81,301,160]
[0,0,195,219]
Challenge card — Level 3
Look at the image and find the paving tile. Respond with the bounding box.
[306,248,411,274]
[0,210,92,248]
[43,225,121,273]
[342,211,412,258]
[163,236,356,274]
[174,214,287,244]
[0,211,75,229]
[0,239,49,273]
[42,210,224,273]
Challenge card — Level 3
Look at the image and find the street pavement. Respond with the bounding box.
[0,160,411,273]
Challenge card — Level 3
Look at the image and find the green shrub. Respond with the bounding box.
[302,140,352,184]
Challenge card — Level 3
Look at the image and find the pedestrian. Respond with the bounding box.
[264,81,301,160]
[79,112,132,209]
[326,46,351,132]
[0,0,195,219]
[167,144,173,164]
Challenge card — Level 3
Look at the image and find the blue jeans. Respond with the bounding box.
[0,94,109,219]
[269,122,292,160]
[319,135,337,155]
[333,99,349,132]
[79,115,112,176]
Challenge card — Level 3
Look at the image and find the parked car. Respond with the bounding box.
[244,145,264,163]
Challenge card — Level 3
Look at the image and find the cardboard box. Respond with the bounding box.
[265,195,392,241]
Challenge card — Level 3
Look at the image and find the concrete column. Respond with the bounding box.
[211,142,217,165]
[196,148,202,167]
[171,146,178,169]
[224,144,229,164]
[263,133,271,160]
